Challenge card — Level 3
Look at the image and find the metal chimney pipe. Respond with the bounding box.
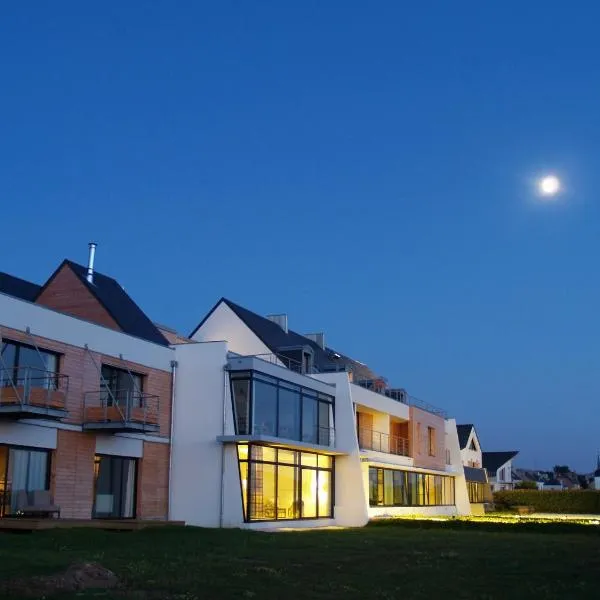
[86,242,97,283]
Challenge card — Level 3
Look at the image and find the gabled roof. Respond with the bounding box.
[0,272,41,302]
[191,298,379,378]
[482,451,519,474]
[36,260,169,347]
[456,424,475,450]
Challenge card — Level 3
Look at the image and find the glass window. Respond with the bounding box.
[249,462,276,520]
[278,386,301,441]
[369,467,379,506]
[301,468,317,518]
[277,449,296,465]
[9,448,49,513]
[1,340,58,391]
[251,445,276,462]
[239,461,248,519]
[318,402,332,445]
[0,342,16,370]
[101,365,143,407]
[393,470,406,505]
[252,380,278,436]
[300,453,318,467]
[0,446,50,516]
[278,465,298,518]
[383,470,394,506]
[237,444,249,460]
[229,372,333,445]
[369,467,455,507]
[231,379,250,434]
[318,470,332,517]
[428,427,436,457]
[93,455,137,518]
[317,455,332,468]
[237,445,333,522]
[301,396,318,443]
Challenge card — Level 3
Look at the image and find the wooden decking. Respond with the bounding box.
[0,518,185,531]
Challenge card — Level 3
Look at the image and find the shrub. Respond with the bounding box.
[514,481,538,490]
[494,490,600,514]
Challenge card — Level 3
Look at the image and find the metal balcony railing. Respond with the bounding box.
[353,380,447,418]
[358,427,410,457]
[83,388,160,432]
[0,367,68,414]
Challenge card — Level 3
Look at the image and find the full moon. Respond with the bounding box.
[538,175,561,197]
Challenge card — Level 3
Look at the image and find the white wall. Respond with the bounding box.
[312,371,369,526]
[96,435,143,458]
[191,302,273,357]
[170,341,235,527]
[0,292,173,372]
[445,419,471,515]
[349,383,410,421]
[460,428,483,468]
[0,421,57,449]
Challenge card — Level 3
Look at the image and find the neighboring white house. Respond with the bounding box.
[168,298,472,529]
[482,451,519,492]
[456,424,491,513]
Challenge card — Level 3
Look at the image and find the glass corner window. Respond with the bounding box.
[229,372,334,445]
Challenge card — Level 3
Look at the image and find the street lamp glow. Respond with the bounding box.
[538,175,561,197]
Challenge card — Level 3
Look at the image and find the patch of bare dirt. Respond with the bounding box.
[1,562,119,597]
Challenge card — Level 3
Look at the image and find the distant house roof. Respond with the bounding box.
[545,478,562,487]
[463,466,488,483]
[482,451,519,474]
[191,298,379,378]
[36,260,169,347]
[0,272,41,302]
[457,424,474,450]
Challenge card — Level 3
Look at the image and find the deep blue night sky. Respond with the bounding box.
[2,1,599,470]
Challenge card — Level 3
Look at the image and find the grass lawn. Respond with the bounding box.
[1,520,600,599]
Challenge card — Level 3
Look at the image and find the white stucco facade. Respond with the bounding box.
[168,300,472,529]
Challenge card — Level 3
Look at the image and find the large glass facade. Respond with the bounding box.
[237,444,333,521]
[230,371,334,445]
[369,467,455,507]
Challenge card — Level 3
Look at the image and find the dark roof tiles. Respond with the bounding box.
[482,451,519,474]
[0,272,41,302]
[456,424,474,449]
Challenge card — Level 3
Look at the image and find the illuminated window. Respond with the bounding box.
[237,444,333,522]
[368,467,455,507]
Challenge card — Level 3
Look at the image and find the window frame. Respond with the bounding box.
[0,443,52,518]
[236,443,334,523]
[368,466,455,507]
[92,453,138,520]
[100,364,145,407]
[229,370,335,446]
[427,426,436,457]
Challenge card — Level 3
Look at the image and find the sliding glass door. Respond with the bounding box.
[93,455,137,519]
[0,445,50,517]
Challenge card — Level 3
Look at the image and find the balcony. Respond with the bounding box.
[0,367,68,420]
[82,389,160,433]
[358,427,409,457]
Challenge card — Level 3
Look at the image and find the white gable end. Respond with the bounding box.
[192,301,273,357]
